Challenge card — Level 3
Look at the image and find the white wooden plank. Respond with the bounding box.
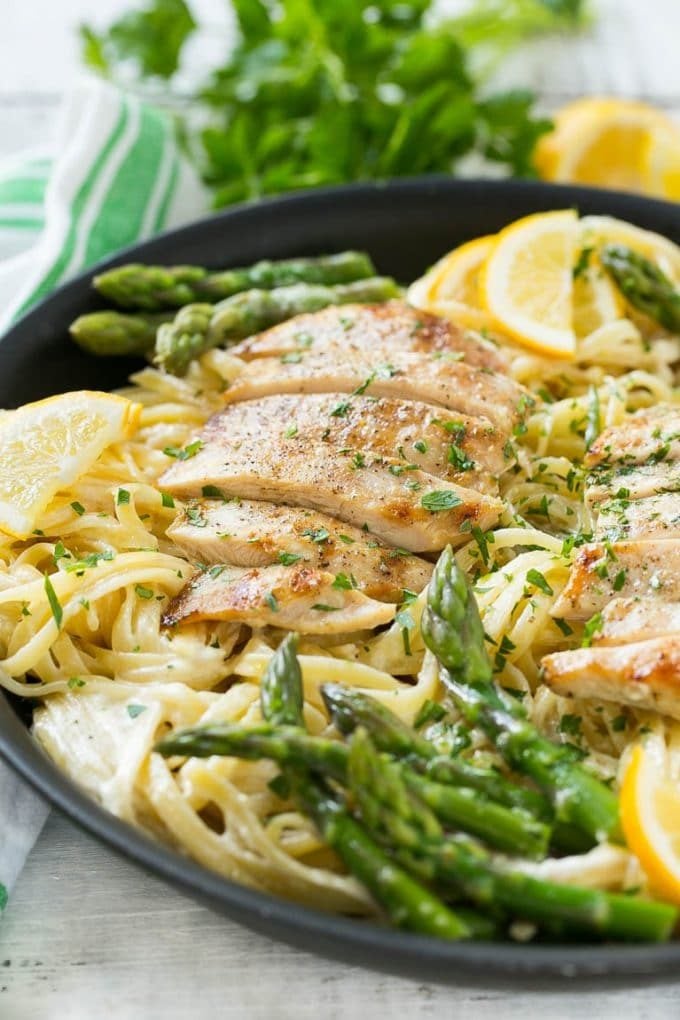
[2,813,680,1020]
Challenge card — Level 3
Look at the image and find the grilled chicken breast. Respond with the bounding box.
[162,563,396,634]
[160,402,504,552]
[167,499,432,602]
[195,393,507,493]
[222,349,530,432]
[585,405,680,469]
[594,491,680,542]
[586,460,680,507]
[593,598,680,646]
[231,301,508,373]
[541,637,680,721]
[551,541,680,620]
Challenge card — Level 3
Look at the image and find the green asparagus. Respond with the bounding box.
[421,546,621,844]
[156,721,548,857]
[348,728,677,942]
[260,633,304,728]
[320,683,589,854]
[155,276,401,375]
[290,771,476,940]
[601,244,680,332]
[70,310,172,357]
[94,252,377,310]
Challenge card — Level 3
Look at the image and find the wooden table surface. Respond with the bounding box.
[3,1,680,1016]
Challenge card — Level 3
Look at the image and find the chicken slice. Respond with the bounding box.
[167,499,432,602]
[586,460,680,507]
[160,410,504,553]
[593,491,680,542]
[551,540,680,620]
[593,598,680,646]
[585,405,680,469]
[208,393,506,493]
[231,300,508,373]
[222,350,531,432]
[541,637,680,721]
[162,563,396,634]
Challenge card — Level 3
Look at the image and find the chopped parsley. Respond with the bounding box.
[338,534,355,545]
[264,591,279,612]
[67,677,86,690]
[526,569,554,597]
[135,584,155,600]
[332,572,358,590]
[302,527,330,544]
[312,603,339,612]
[70,501,86,516]
[414,699,447,729]
[280,352,303,363]
[413,439,429,454]
[559,713,582,738]
[44,574,63,629]
[553,617,574,637]
[201,485,224,498]
[161,492,175,509]
[277,551,303,566]
[163,439,203,460]
[116,488,130,505]
[127,704,147,719]
[612,568,627,592]
[421,490,462,513]
[582,611,603,647]
[447,443,475,471]
[330,400,351,418]
[284,423,298,439]
[186,506,208,528]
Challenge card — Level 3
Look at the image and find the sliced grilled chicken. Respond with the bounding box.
[586,460,680,507]
[163,563,396,634]
[542,637,680,721]
[551,540,680,620]
[205,393,507,493]
[585,405,680,469]
[231,300,508,373]
[593,598,680,646]
[167,499,432,602]
[160,411,504,553]
[222,350,531,432]
[594,491,680,542]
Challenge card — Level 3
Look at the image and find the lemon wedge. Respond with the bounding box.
[579,214,680,285]
[407,235,495,330]
[480,209,577,357]
[621,737,680,906]
[645,123,680,201]
[0,391,141,538]
[535,97,676,194]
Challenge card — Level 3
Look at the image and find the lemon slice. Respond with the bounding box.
[621,737,680,906]
[535,97,673,193]
[0,391,141,538]
[480,210,577,357]
[572,249,625,338]
[407,235,495,330]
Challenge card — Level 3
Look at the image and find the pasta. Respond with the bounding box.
[1,248,679,922]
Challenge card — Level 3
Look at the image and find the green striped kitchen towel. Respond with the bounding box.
[0,76,208,909]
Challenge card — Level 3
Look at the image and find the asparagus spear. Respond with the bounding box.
[154,276,402,375]
[321,683,548,817]
[290,771,476,940]
[601,244,680,332]
[421,547,621,844]
[94,252,377,310]
[155,722,548,856]
[70,310,172,357]
[321,683,590,854]
[260,634,304,728]
[349,728,677,942]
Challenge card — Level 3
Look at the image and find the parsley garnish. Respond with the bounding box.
[201,485,224,498]
[186,506,208,528]
[127,704,147,719]
[117,488,130,505]
[44,574,63,629]
[68,677,86,689]
[277,551,303,566]
[312,603,339,612]
[302,527,330,544]
[332,572,357,590]
[526,569,554,596]
[264,591,279,612]
[163,439,203,460]
[135,584,155,600]
[161,492,175,509]
[70,501,86,516]
[421,490,462,512]
[582,611,603,647]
